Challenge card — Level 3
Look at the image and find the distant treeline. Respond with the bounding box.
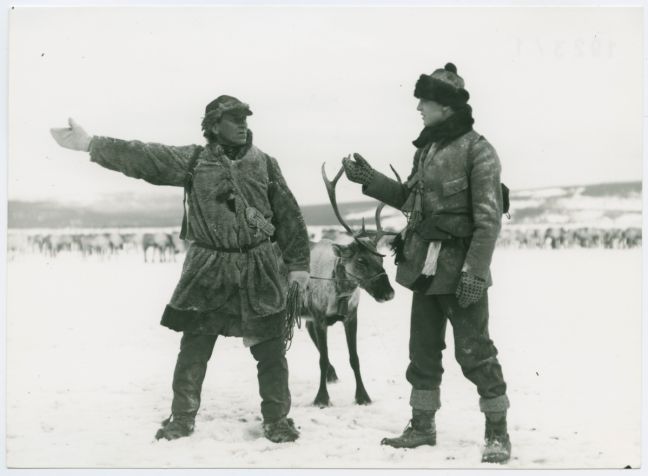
[7,199,380,229]
[8,180,641,229]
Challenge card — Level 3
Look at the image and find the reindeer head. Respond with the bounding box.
[331,238,395,302]
[322,162,397,303]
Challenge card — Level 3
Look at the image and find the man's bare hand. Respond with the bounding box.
[288,270,310,293]
[50,118,92,151]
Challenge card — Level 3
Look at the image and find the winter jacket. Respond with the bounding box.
[362,130,503,294]
[88,132,310,337]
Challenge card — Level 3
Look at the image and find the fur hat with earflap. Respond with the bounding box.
[414,62,470,108]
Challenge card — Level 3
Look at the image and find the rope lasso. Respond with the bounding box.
[283,281,303,351]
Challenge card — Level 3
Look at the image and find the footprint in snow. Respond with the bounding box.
[242,425,264,441]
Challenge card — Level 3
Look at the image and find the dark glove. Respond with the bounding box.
[455,272,487,308]
[342,153,375,185]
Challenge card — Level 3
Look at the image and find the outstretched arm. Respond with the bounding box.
[50,118,197,187]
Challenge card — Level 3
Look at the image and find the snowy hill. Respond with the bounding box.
[506,181,641,228]
[326,180,643,233]
[7,180,641,229]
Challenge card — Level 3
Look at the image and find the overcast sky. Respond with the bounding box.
[8,6,643,206]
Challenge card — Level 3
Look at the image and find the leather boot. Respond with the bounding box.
[263,417,300,443]
[481,411,511,463]
[155,414,195,441]
[381,409,436,448]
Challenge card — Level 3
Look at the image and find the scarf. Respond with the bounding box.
[216,129,254,161]
[208,130,254,204]
[412,104,474,148]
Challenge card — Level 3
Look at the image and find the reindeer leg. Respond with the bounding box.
[306,320,319,348]
[307,321,338,383]
[326,362,339,383]
[311,323,331,407]
[344,310,371,405]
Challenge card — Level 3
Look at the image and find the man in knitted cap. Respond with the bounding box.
[50,95,310,444]
[342,64,511,463]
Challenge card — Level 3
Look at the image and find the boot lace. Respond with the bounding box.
[401,419,417,435]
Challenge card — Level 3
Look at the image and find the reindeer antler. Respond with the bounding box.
[389,164,402,184]
[322,161,385,257]
[374,202,398,247]
[321,162,356,238]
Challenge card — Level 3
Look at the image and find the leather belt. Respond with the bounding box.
[192,238,270,253]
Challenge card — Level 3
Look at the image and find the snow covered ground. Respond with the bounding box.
[6,247,642,468]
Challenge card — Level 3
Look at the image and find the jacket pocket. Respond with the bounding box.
[415,216,453,240]
[246,244,287,316]
[441,176,469,196]
[434,214,474,238]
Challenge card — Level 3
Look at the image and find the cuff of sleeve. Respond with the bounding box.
[88,135,99,155]
[286,263,310,273]
[362,170,397,202]
[87,135,97,152]
[88,135,109,163]
[461,261,488,281]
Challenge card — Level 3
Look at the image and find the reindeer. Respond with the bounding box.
[7,233,29,260]
[168,232,187,260]
[623,227,642,248]
[299,164,396,407]
[78,233,112,259]
[107,232,125,255]
[142,232,177,263]
[120,233,142,254]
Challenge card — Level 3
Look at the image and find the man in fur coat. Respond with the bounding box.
[50,95,310,444]
[342,63,511,463]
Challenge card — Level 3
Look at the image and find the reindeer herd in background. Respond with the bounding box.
[7,223,642,264]
[7,230,185,262]
[6,223,642,263]
[497,225,641,249]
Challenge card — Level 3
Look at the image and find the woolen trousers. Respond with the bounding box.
[405,290,509,413]
[170,333,291,423]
